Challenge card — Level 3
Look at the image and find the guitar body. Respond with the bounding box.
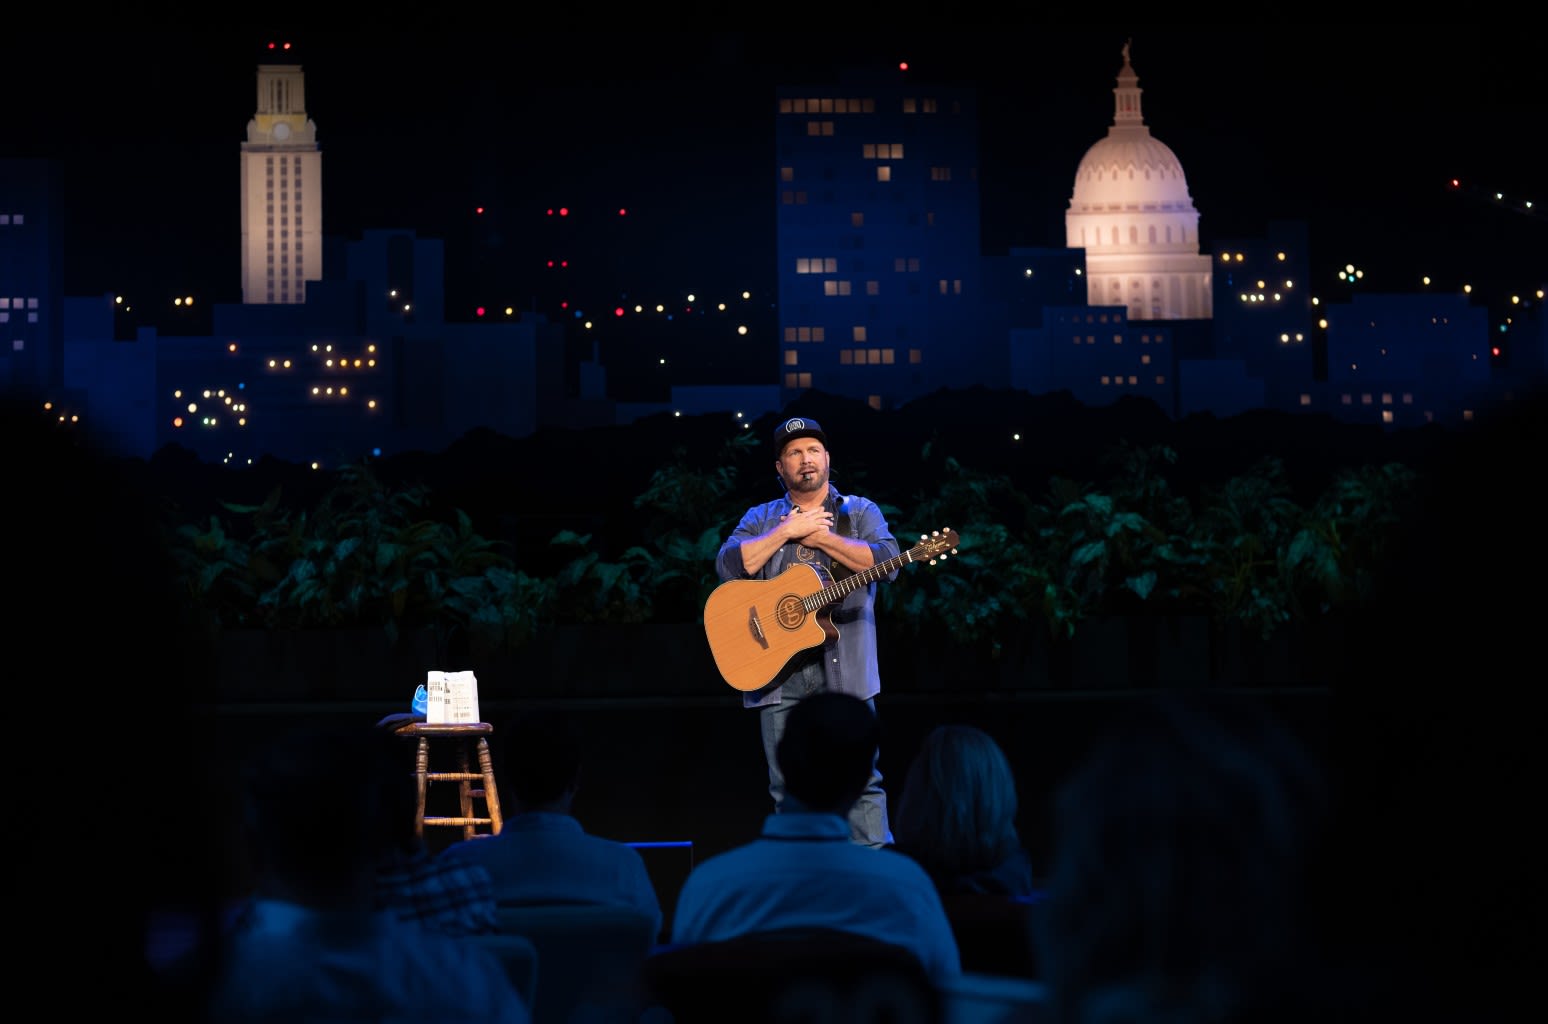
[703,527,958,693]
[704,563,838,692]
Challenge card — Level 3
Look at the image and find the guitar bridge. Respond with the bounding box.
[748,607,769,649]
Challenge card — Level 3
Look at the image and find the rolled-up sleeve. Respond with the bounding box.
[716,503,778,582]
[715,536,747,581]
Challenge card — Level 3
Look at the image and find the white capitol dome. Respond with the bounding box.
[1065,41,1211,320]
[1070,125,1193,212]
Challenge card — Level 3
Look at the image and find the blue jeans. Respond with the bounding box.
[759,691,893,847]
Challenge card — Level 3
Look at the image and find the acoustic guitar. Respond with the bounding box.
[704,528,959,692]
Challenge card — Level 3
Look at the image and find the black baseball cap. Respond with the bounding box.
[772,416,827,455]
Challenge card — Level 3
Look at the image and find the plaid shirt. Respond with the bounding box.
[376,846,499,936]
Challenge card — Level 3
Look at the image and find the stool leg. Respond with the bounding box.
[477,737,503,835]
[413,737,430,842]
[455,743,476,841]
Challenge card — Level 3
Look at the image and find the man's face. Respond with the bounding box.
[776,438,829,495]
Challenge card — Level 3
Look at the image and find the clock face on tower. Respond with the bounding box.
[272,122,291,142]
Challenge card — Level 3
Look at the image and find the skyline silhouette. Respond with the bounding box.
[7,26,1540,337]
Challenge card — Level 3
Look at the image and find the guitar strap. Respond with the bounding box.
[828,494,854,583]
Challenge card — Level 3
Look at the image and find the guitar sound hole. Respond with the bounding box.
[775,595,806,630]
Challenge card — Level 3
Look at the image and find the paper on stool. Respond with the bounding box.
[424,669,480,724]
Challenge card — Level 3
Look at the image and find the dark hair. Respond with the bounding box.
[244,720,412,886]
[894,724,1021,878]
[3,398,223,1019]
[501,708,583,806]
[1038,689,1327,1023]
[776,692,880,811]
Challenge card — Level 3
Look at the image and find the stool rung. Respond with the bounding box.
[425,816,493,827]
[426,771,484,781]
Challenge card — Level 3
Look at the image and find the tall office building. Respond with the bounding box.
[0,159,63,398]
[774,67,991,411]
[1067,43,1212,321]
[240,61,323,305]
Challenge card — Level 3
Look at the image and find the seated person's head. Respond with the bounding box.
[1039,689,1327,1021]
[244,720,413,905]
[3,398,223,1018]
[501,708,584,810]
[894,724,1021,877]
[775,692,880,814]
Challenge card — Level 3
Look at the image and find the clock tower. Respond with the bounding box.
[239,61,323,305]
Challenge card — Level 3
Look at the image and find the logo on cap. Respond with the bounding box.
[783,418,809,432]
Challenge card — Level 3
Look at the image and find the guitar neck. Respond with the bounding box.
[804,544,931,611]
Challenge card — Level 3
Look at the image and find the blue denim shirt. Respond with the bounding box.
[715,486,899,708]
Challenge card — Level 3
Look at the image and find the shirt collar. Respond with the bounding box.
[503,811,584,834]
[783,484,847,512]
[759,812,852,840]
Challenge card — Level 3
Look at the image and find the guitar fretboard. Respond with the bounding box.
[801,542,938,612]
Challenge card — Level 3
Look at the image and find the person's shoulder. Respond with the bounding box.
[680,839,763,884]
[834,489,888,517]
[866,843,946,888]
[581,829,653,861]
[742,497,787,517]
[436,836,502,867]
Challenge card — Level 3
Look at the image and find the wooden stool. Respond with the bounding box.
[390,721,504,841]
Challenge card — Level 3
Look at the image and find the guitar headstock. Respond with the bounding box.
[915,527,960,564]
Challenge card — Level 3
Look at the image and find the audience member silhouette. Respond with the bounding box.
[375,802,500,936]
[437,707,663,941]
[669,690,961,985]
[2,398,226,1022]
[208,718,530,1022]
[891,723,1041,977]
[1034,689,1331,1024]
[1325,387,1548,1022]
